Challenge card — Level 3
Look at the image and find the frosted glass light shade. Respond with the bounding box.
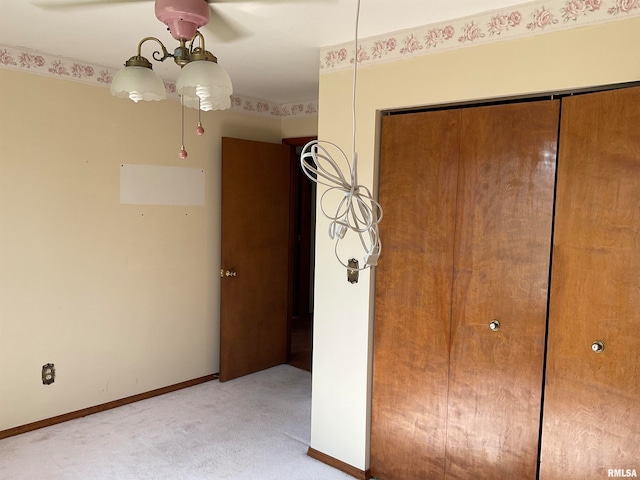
[110,66,167,103]
[176,60,232,111]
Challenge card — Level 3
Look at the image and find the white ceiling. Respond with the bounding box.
[0,0,530,105]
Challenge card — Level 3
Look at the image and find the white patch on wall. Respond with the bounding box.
[120,164,205,206]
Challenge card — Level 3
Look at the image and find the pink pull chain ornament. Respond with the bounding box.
[178,94,188,159]
[177,95,204,158]
[195,97,205,135]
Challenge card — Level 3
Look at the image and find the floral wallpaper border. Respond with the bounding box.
[0,44,318,119]
[320,0,640,72]
[3,0,638,111]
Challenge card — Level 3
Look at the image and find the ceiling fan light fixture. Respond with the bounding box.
[110,63,167,103]
[107,1,234,158]
[176,55,233,111]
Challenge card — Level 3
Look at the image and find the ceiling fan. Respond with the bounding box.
[34,0,334,42]
[32,0,253,158]
[32,0,266,43]
[32,0,305,157]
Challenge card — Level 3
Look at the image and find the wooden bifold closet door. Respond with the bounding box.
[539,87,640,479]
[372,86,640,480]
[371,108,460,479]
[445,101,558,479]
[372,100,560,480]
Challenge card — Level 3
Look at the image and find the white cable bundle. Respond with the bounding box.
[300,0,383,271]
[300,140,382,270]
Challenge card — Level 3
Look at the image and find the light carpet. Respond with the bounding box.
[0,365,354,480]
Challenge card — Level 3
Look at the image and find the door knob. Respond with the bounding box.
[591,340,604,353]
[225,270,237,277]
[489,319,500,331]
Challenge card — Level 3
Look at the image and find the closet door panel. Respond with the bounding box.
[540,87,640,479]
[444,101,559,479]
[371,110,460,480]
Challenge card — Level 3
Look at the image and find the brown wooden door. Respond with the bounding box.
[372,99,559,480]
[444,100,559,479]
[220,137,292,382]
[371,109,461,480]
[540,86,640,479]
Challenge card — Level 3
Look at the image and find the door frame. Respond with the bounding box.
[283,136,316,366]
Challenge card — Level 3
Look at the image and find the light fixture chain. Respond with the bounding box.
[178,94,188,159]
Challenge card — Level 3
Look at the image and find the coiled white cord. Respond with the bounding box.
[299,0,382,271]
[300,140,382,270]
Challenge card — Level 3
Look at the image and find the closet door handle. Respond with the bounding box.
[591,340,604,353]
[489,320,500,331]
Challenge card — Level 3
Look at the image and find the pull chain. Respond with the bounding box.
[178,94,188,159]
[196,97,205,136]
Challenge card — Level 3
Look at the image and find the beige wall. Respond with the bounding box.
[281,115,318,139]
[311,17,640,471]
[0,69,316,431]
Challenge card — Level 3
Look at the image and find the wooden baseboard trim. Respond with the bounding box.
[0,373,218,440]
[307,447,371,480]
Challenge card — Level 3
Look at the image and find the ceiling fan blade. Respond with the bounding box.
[33,0,149,9]
[204,4,250,43]
[210,0,336,3]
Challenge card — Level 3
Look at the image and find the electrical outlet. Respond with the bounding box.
[347,258,359,284]
[42,363,55,385]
